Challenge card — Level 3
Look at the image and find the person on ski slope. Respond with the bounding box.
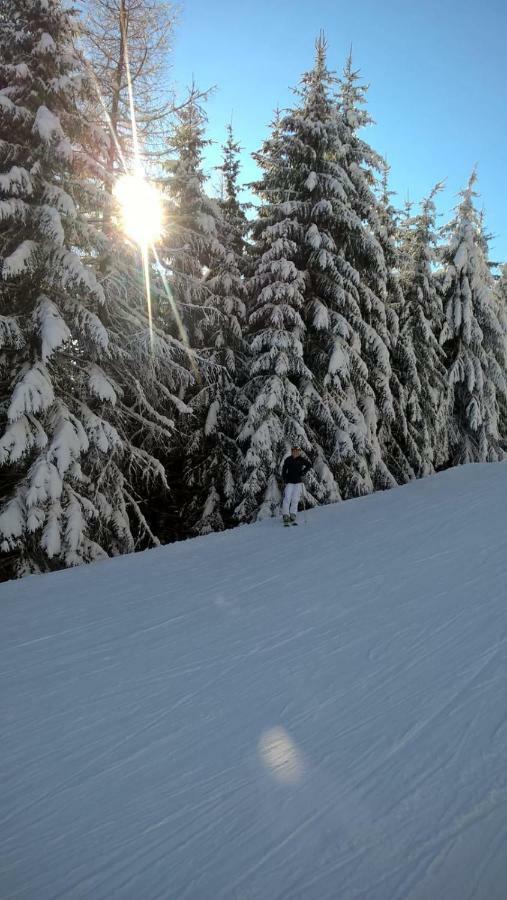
[281,446,312,526]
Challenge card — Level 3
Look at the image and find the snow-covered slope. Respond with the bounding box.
[2,464,507,900]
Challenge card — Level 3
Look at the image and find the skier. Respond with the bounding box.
[281,446,312,526]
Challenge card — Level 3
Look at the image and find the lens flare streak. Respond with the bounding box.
[141,244,153,345]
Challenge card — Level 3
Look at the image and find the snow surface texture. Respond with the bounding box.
[1,464,507,900]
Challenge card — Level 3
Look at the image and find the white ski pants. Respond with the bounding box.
[282,482,303,517]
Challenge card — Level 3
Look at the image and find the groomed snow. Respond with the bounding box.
[1,463,507,899]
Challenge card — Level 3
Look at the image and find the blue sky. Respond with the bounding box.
[172,0,506,262]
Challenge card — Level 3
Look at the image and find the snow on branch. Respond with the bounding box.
[34,297,72,362]
[0,316,24,349]
[88,365,118,404]
[0,166,33,197]
[8,362,55,421]
[2,240,38,278]
[32,106,64,144]
[50,249,105,303]
[0,415,48,465]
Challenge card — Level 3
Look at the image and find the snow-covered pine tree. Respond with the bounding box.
[0,0,114,576]
[0,0,188,578]
[439,172,507,464]
[95,236,194,546]
[373,162,416,483]
[218,123,249,259]
[299,39,396,500]
[376,163,404,318]
[161,86,223,344]
[236,146,311,516]
[494,263,507,344]
[496,264,507,307]
[238,36,400,520]
[391,184,449,475]
[494,263,507,448]
[179,124,249,534]
[318,49,397,495]
[161,93,251,535]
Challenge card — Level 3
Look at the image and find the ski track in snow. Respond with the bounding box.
[1,463,507,899]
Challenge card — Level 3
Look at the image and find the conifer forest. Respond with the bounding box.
[1,0,506,580]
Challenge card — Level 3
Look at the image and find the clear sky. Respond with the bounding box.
[171,0,506,263]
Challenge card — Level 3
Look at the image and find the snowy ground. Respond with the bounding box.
[1,463,507,900]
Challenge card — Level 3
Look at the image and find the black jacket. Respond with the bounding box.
[282,455,312,484]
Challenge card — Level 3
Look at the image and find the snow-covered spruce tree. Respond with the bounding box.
[161,86,223,343]
[218,123,249,259]
[300,42,397,499]
[236,127,312,517]
[179,124,250,534]
[95,238,194,545]
[238,36,399,521]
[161,93,249,535]
[391,185,449,475]
[494,263,507,447]
[315,48,397,495]
[373,162,417,483]
[0,0,188,578]
[439,173,507,464]
[496,264,507,307]
[376,163,404,317]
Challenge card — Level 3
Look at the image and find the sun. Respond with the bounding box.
[114,173,164,247]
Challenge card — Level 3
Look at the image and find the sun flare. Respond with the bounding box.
[114,173,163,247]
